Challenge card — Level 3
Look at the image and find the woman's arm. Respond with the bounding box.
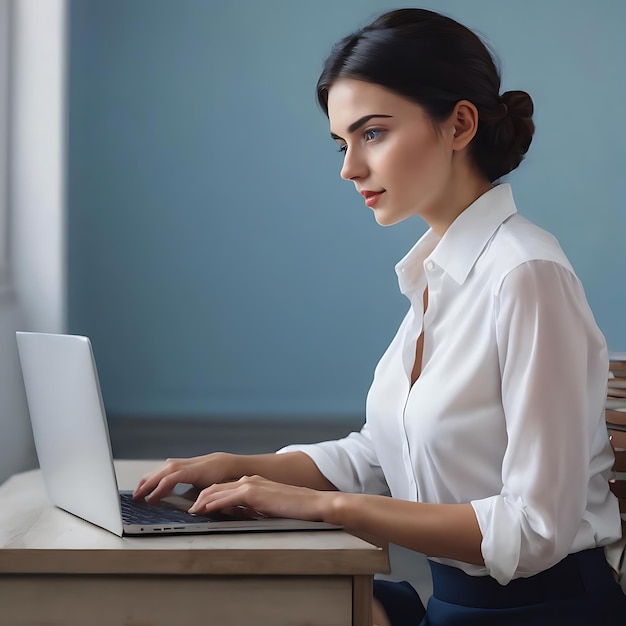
[330,493,484,565]
[237,451,338,490]
[186,474,484,564]
[135,423,387,501]
[472,260,610,584]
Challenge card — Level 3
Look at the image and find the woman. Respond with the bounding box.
[134,9,626,625]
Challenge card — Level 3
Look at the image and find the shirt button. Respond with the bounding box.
[425,261,435,271]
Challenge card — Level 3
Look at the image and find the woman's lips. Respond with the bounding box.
[360,190,385,208]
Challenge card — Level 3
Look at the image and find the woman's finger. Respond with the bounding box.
[133,459,188,499]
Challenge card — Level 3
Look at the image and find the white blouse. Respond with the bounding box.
[279,184,622,585]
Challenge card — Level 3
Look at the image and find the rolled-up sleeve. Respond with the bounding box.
[277,422,389,494]
[471,260,609,585]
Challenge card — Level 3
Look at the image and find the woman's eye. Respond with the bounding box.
[364,128,383,142]
[335,129,382,154]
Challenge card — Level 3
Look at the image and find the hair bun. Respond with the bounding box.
[476,90,535,181]
[501,90,534,120]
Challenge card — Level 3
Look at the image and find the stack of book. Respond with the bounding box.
[606,354,626,575]
[607,352,626,432]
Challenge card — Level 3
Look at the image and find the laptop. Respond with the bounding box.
[15,331,340,536]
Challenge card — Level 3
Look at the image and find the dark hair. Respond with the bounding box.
[317,8,534,182]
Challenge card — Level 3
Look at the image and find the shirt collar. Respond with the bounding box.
[395,184,518,293]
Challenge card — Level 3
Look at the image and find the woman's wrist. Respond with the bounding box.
[211,450,337,491]
[211,451,249,482]
[222,452,280,482]
[322,491,357,527]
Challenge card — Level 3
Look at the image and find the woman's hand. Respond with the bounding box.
[188,474,340,523]
[133,453,240,503]
[133,451,338,505]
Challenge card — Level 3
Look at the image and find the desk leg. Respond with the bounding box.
[353,575,373,626]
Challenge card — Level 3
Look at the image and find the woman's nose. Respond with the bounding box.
[340,148,367,181]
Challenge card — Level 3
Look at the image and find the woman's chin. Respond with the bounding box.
[372,209,409,228]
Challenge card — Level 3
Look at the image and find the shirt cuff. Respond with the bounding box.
[277,441,385,494]
[471,496,521,585]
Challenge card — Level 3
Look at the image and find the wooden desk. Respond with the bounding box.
[0,460,389,626]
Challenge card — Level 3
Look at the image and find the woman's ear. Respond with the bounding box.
[450,100,479,151]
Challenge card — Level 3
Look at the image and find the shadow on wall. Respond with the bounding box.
[0,289,36,484]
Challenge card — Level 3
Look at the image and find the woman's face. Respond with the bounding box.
[327,78,457,227]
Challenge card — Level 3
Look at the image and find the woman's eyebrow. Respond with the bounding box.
[330,114,393,140]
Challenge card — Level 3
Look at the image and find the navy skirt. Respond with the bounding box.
[373,548,626,625]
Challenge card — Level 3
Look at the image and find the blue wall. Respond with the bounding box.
[68,0,626,418]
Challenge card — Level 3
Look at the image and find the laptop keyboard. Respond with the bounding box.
[119,492,232,525]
